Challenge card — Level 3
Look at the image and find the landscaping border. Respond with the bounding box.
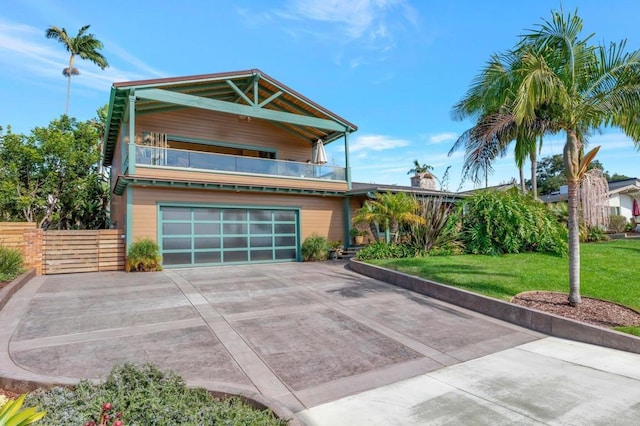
[0,269,35,312]
[349,259,640,354]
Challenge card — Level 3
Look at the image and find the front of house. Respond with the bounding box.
[103,69,359,268]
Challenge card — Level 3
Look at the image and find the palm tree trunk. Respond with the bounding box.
[564,130,582,306]
[65,75,71,115]
[519,166,525,194]
[530,148,538,198]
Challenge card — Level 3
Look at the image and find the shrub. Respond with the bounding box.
[356,241,423,260]
[407,195,461,252]
[301,234,329,261]
[580,224,610,243]
[125,238,162,272]
[459,189,567,256]
[608,214,627,233]
[25,363,285,426]
[0,245,25,282]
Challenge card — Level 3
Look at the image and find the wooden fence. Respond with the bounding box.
[0,222,36,251]
[0,224,125,274]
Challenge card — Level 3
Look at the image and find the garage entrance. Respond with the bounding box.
[159,205,298,267]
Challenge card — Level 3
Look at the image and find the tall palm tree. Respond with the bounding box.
[513,10,640,305]
[45,25,109,114]
[457,9,640,305]
[451,49,554,196]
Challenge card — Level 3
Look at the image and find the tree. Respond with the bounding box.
[45,25,109,114]
[507,10,640,305]
[352,192,423,243]
[407,159,433,175]
[0,116,109,229]
[531,154,622,195]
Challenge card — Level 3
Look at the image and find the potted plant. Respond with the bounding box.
[328,240,343,260]
[349,228,367,245]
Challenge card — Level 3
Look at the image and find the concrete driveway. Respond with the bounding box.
[2,262,640,424]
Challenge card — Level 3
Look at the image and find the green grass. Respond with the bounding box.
[369,239,640,333]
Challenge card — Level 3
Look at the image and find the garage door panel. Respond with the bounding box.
[159,206,298,267]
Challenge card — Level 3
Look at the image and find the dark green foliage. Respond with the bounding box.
[301,233,329,261]
[0,245,24,281]
[0,115,110,229]
[608,214,627,233]
[25,363,286,425]
[126,238,162,272]
[460,189,567,256]
[355,241,424,260]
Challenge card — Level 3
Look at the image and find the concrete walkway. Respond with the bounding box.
[2,262,640,424]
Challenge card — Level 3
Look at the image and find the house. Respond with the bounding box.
[540,178,640,222]
[103,69,360,267]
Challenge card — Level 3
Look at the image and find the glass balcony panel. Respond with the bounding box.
[135,145,345,181]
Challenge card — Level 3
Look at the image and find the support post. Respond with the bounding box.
[344,131,351,190]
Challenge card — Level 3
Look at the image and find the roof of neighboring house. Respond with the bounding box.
[103,69,358,166]
[607,178,640,195]
[539,177,640,203]
[458,182,519,194]
[348,182,464,200]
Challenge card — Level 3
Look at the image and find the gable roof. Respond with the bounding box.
[103,69,357,166]
[348,182,464,201]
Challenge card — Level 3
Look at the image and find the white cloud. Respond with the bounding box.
[428,132,458,144]
[0,19,166,91]
[349,134,410,152]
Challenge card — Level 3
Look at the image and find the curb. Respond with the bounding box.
[349,259,640,354]
[0,269,35,312]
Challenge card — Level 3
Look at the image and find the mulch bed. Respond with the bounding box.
[0,388,21,399]
[511,291,640,328]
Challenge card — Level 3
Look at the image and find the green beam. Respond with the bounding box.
[226,79,254,106]
[135,88,348,132]
[345,132,351,190]
[258,90,283,108]
[128,93,136,175]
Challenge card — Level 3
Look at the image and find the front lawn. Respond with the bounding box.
[369,239,640,331]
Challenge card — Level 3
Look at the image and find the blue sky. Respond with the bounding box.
[1,0,639,191]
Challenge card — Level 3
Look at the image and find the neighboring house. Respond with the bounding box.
[103,69,358,268]
[540,178,640,221]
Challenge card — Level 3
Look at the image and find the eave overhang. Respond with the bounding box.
[103,69,358,167]
[113,175,346,197]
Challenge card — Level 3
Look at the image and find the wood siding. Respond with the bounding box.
[42,230,125,274]
[135,166,347,192]
[135,108,315,162]
[131,187,345,245]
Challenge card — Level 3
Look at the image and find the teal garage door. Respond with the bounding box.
[159,206,298,267]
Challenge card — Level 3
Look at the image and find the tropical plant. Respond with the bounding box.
[407,195,461,252]
[0,245,25,282]
[407,159,433,175]
[45,25,109,114]
[125,238,162,272]
[355,241,422,260]
[452,9,640,305]
[459,189,567,256]
[301,234,329,261]
[0,394,46,425]
[352,192,423,243]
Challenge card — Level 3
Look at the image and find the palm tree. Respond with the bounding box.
[456,9,640,305]
[352,192,423,243]
[407,159,433,175]
[451,50,555,196]
[45,25,109,114]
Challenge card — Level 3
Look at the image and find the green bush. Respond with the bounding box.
[356,241,424,260]
[0,245,25,282]
[25,363,286,426]
[608,214,627,233]
[580,224,610,243]
[459,189,567,256]
[126,238,162,272]
[301,234,329,261]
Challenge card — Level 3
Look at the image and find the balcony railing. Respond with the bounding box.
[134,145,346,181]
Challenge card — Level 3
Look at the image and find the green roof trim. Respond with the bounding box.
[112,176,347,197]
